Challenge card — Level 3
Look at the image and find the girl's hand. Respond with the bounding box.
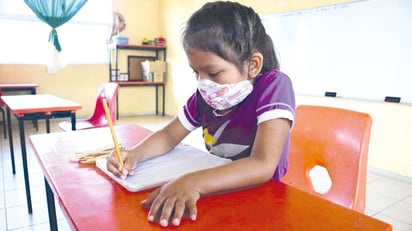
[106,149,138,179]
[141,176,200,227]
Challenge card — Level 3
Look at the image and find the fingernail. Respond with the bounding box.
[160,218,168,227]
[172,218,180,226]
[148,215,154,222]
[191,214,197,221]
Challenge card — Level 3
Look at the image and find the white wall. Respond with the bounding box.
[262,0,412,104]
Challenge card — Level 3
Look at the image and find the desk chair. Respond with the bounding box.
[281,105,372,213]
[59,82,119,131]
[0,91,6,138]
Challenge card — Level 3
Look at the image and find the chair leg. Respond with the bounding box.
[32,119,38,131]
[0,107,6,139]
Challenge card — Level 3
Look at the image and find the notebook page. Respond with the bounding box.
[96,144,231,192]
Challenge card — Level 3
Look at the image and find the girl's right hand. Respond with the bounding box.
[106,149,137,179]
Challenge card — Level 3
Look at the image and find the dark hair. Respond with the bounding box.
[182,1,279,74]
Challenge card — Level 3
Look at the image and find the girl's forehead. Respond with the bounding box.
[187,49,223,66]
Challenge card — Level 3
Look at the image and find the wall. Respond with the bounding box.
[0,64,107,117]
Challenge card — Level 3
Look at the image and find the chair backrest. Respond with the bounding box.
[87,82,119,126]
[0,91,4,106]
[281,105,372,213]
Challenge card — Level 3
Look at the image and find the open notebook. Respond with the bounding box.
[96,144,232,192]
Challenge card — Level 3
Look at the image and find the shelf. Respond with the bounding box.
[111,44,166,51]
[109,43,166,82]
[108,44,167,117]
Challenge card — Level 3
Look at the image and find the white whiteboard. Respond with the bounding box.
[262,0,412,104]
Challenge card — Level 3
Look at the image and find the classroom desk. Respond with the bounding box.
[29,125,392,231]
[115,81,165,119]
[1,94,82,214]
[0,83,38,94]
[0,83,39,130]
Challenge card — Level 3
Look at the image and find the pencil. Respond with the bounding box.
[101,95,124,167]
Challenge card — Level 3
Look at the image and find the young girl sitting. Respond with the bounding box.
[107,1,295,227]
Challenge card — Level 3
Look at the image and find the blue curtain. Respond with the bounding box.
[24,0,88,52]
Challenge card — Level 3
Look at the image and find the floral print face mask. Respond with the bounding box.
[197,79,253,110]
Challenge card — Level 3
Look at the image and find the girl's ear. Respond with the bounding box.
[248,52,264,79]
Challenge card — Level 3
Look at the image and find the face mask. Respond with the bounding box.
[197,79,253,110]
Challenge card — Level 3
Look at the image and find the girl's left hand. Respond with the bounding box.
[141,176,200,227]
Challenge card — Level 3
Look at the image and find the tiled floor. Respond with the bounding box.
[1,115,412,230]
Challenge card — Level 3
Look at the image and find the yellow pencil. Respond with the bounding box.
[101,95,124,167]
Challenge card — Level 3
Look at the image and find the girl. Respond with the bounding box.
[107,1,295,227]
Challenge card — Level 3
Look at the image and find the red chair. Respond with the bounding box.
[281,105,372,213]
[0,91,7,138]
[59,82,119,131]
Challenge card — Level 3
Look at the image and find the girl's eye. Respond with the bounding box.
[208,72,219,77]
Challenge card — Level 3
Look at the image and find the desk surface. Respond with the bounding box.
[2,94,82,115]
[0,83,39,89]
[29,125,392,231]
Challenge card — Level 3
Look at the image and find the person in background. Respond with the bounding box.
[107,1,295,227]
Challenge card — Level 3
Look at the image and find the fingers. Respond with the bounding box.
[158,197,175,227]
[148,197,183,227]
[143,189,198,227]
[146,190,166,224]
[106,152,123,177]
[141,188,160,209]
[171,199,186,226]
[186,199,198,221]
[106,150,132,179]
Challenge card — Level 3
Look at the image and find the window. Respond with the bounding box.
[0,0,112,64]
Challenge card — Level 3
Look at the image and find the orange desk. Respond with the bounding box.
[29,125,392,231]
[2,94,82,214]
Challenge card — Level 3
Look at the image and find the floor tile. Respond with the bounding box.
[365,191,398,214]
[367,177,412,201]
[403,194,412,205]
[374,213,412,231]
[0,192,4,210]
[0,208,6,231]
[5,202,49,230]
[367,171,384,183]
[379,201,412,225]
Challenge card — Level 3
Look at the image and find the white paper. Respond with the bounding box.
[96,144,231,192]
[141,60,151,81]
